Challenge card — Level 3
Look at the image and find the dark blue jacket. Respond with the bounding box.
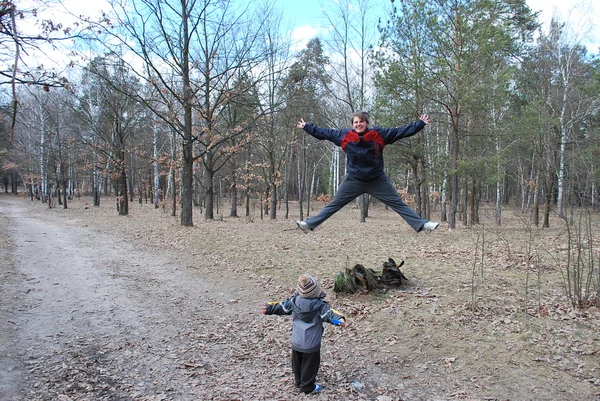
[265,294,345,353]
[303,119,426,182]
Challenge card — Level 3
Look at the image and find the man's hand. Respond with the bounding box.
[296,118,306,129]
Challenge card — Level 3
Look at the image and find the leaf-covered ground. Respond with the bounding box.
[1,194,599,400]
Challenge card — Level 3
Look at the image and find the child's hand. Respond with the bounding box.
[261,304,267,314]
[338,318,346,327]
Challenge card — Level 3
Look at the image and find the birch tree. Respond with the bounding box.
[8,88,51,200]
[76,65,108,206]
[81,55,144,215]
[542,19,600,218]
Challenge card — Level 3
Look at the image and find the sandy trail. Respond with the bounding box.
[0,198,278,400]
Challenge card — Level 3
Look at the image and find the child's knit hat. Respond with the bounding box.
[297,274,325,298]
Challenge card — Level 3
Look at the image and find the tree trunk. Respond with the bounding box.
[334,258,407,293]
[263,185,269,218]
[543,178,552,228]
[308,162,316,218]
[11,172,17,195]
[129,154,135,204]
[359,194,369,222]
[448,124,459,229]
[245,160,251,217]
[230,172,238,218]
[118,156,129,216]
[412,158,422,217]
[154,123,160,209]
[441,176,447,223]
[461,182,468,227]
[260,190,264,220]
[62,162,68,210]
[179,1,194,227]
[181,135,194,225]
[171,167,176,217]
[204,151,215,220]
[418,157,428,219]
[284,143,290,220]
[47,184,53,209]
[269,180,277,220]
[469,175,476,227]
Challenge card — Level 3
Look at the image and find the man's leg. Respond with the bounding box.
[303,175,365,230]
[367,175,428,232]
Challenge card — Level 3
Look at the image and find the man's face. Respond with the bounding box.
[352,117,368,134]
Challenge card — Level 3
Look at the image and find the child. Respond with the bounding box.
[262,274,347,394]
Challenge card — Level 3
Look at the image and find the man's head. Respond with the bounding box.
[351,111,369,134]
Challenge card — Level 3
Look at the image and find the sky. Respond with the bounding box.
[15,0,600,71]
[281,0,599,53]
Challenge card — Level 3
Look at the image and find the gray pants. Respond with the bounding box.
[305,174,427,232]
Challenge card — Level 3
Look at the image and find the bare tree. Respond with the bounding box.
[1,1,80,140]
[253,8,293,220]
[86,0,274,225]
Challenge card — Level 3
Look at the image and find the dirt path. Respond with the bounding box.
[0,198,290,400]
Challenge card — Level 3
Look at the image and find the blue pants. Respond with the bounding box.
[305,174,427,232]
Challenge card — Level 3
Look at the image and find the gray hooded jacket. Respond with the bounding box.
[265,294,345,353]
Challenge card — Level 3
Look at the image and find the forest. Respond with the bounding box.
[1,0,599,230]
[2,2,600,399]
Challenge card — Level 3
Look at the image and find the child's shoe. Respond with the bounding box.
[311,383,322,393]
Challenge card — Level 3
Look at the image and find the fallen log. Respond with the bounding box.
[333,258,408,293]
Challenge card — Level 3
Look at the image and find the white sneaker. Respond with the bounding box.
[422,221,439,233]
[296,220,311,234]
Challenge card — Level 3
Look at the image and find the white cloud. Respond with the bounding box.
[291,25,322,52]
[526,0,599,51]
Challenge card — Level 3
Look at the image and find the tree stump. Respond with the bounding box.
[334,258,407,293]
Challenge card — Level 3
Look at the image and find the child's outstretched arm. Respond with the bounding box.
[319,303,347,327]
[262,299,293,316]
